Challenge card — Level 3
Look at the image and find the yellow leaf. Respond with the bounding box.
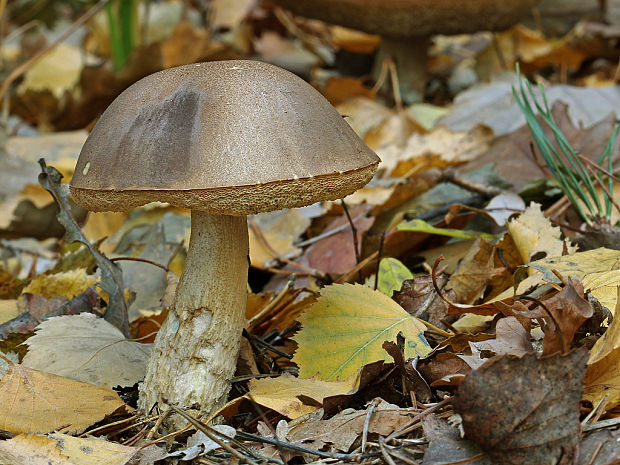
[584,288,620,410]
[0,433,138,465]
[48,433,137,465]
[293,283,430,381]
[507,203,576,269]
[249,209,310,268]
[17,43,82,98]
[245,373,355,419]
[0,300,20,325]
[0,434,70,465]
[23,269,98,300]
[581,270,620,314]
[0,362,126,434]
[492,248,620,313]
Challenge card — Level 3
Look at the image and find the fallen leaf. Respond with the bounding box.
[397,219,497,242]
[454,349,588,465]
[471,316,533,357]
[421,415,490,465]
[245,373,355,419]
[494,248,620,313]
[507,202,576,266]
[22,269,98,300]
[540,279,593,356]
[17,44,82,99]
[584,288,620,410]
[446,238,504,304]
[209,0,255,29]
[287,399,415,452]
[293,283,431,381]
[387,125,494,176]
[0,432,139,465]
[0,300,20,325]
[302,206,373,274]
[249,209,310,268]
[0,361,126,434]
[0,434,72,465]
[376,257,414,297]
[22,314,151,388]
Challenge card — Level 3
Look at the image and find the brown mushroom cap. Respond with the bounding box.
[70,60,379,215]
[275,0,537,37]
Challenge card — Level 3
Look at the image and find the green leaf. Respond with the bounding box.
[293,283,431,381]
[397,218,497,242]
[377,258,414,297]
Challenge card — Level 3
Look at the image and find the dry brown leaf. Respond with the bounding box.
[454,349,587,465]
[471,316,533,357]
[540,279,593,356]
[287,399,415,452]
[0,361,126,434]
[387,125,494,176]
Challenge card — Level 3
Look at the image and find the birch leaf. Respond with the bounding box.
[293,283,430,381]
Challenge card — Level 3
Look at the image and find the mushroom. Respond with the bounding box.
[275,0,538,98]
[70,60,380,426]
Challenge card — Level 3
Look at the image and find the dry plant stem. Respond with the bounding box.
[576,153,620,184]
[139,211,249,428]
[373,36,429,100]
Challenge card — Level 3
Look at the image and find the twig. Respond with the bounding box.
[110,256,170,272]
[374,231,386,291]
[576,153,620,184]
[442,169,502,198]
[385,397,452,441]
[166,405,260,465]
[582,162,620,217]
[379,438,399,465]
[0,0,110,103]
[335,250,378,284]
[295,213,366,247]
[341,199,362,281]
[236,431,380,461]
[362,399,379,453]
[80,413,146,437]
[585,443,604,465]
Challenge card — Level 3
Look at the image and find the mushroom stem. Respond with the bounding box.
[139,211,249,426]
[373,36,430,102]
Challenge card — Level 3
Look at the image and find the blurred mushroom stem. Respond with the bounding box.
[139,211,249,427]
[373,36,429,102]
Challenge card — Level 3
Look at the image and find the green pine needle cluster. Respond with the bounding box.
[513,64,620,226]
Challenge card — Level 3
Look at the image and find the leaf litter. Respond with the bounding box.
[2,2,620,464]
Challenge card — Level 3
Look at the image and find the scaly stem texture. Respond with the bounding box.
[139,211,249,426]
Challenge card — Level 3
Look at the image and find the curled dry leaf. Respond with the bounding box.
[540,278,593,356]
